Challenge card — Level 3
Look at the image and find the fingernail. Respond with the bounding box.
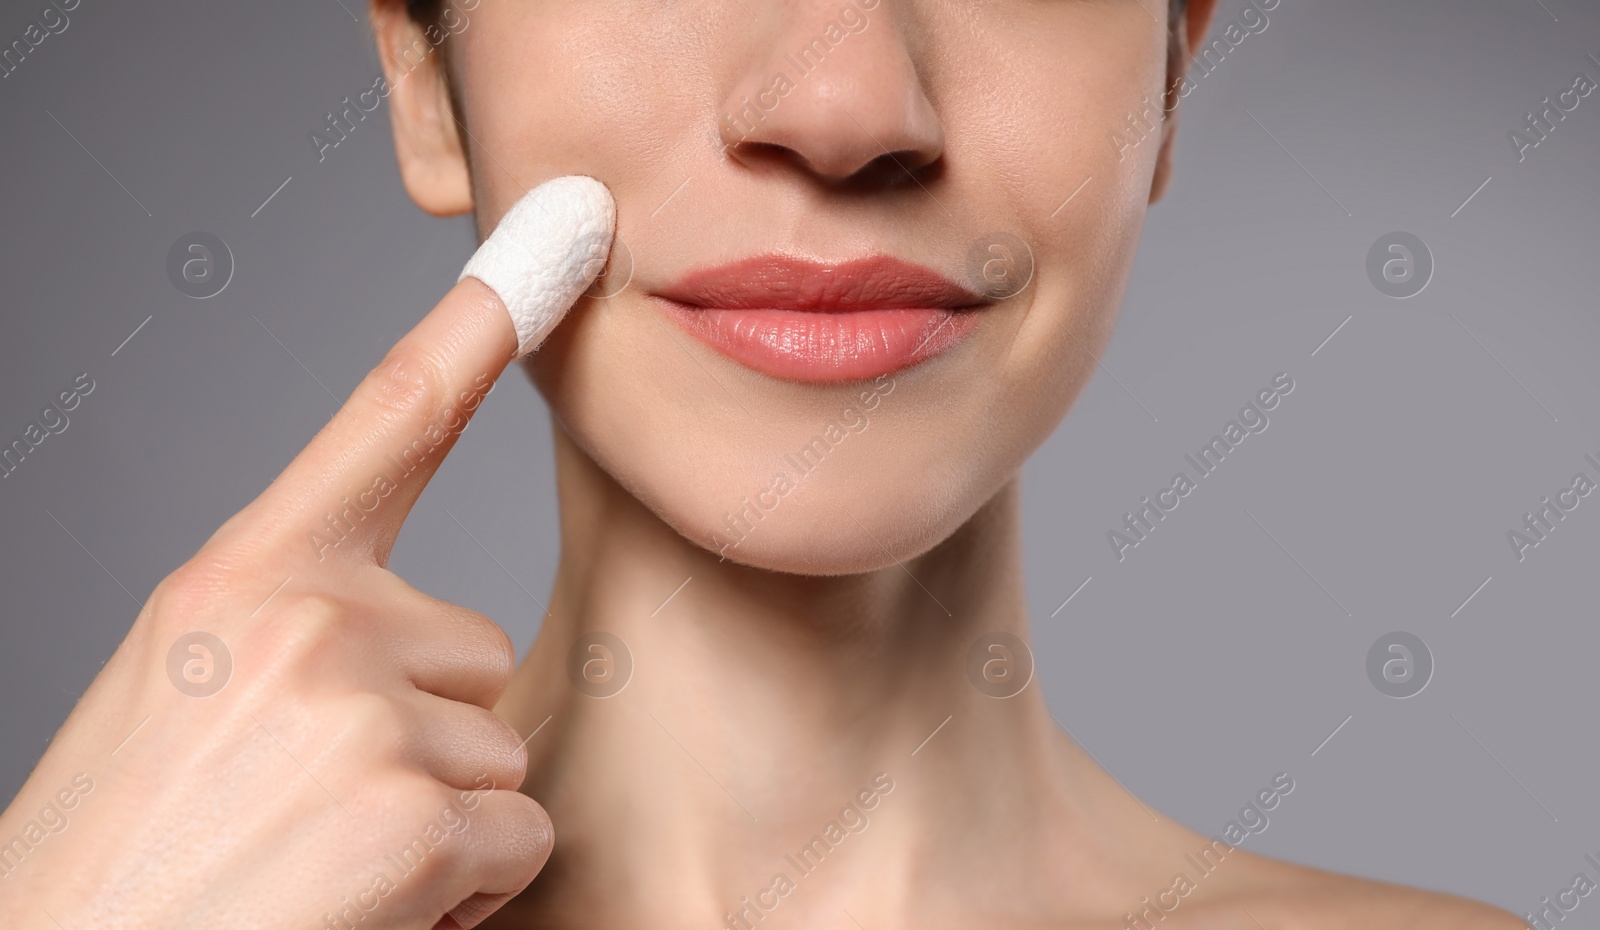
[459,175,616,359]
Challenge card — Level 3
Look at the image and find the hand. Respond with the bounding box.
[0,276,551,930]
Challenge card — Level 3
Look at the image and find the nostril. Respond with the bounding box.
[725,139,943,190]
[725,140,800,171]
[846,151,944,190]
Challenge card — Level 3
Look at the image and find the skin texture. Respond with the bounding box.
[0,2,1526,930]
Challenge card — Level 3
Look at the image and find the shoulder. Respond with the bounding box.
[1172,852,1527,930]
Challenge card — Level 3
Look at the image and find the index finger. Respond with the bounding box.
[245,176,616,565]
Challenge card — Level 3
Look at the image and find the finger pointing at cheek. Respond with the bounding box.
[239,175,616,565]
[0,176,615,930]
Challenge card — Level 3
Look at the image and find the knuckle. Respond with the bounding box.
[482,710,528,786]
[506,793,555,869]
[444,896,502,929]
[148,554,238,628]
[256,591,348,667]
[379,777,467,878]
[339,691,407,751]
[362,344,449,426]
[478,620,518,692]
[392,771,451,820]
[445,605,517,695]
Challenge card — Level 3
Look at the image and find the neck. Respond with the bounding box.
[494,427,1168,927]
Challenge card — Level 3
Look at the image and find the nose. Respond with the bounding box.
[717,1,944,187]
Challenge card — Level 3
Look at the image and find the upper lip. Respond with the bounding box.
[654,254,990,312]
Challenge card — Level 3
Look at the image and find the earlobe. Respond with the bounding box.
[1149,116,1177,204]
[371,1,473,216]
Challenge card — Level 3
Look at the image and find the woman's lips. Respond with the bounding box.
[651,255,989,383]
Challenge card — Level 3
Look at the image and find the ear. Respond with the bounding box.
[1150,0,1219,204]
[370,0,473,216]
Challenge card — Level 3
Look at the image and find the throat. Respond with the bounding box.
[486,477,1086,926]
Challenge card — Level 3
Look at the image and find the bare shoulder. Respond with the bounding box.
[1170,849,1527,930]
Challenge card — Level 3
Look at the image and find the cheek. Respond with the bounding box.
[923,12,1165,478]
[453,7,710,229]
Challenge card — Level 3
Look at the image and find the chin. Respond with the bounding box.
[676,457,994,577]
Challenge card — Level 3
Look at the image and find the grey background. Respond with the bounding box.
[2,0,1596,916]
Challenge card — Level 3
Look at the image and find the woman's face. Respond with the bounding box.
[380,0,1187,574]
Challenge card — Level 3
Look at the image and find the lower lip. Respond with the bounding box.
[652,300,980,383]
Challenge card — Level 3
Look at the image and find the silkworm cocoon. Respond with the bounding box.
[458,175,616,358]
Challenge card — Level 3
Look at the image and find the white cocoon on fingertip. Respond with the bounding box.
[458,175,616,359]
